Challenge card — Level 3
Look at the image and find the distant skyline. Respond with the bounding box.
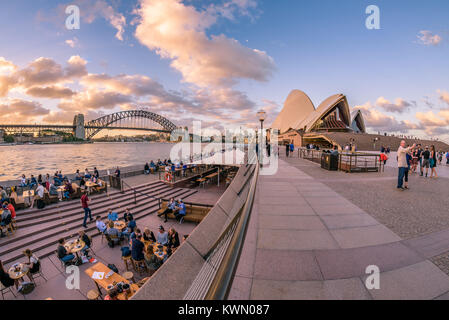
[0,0,448,141]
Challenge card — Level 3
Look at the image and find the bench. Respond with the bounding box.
[157,200,211,223]
[9,192,26,210]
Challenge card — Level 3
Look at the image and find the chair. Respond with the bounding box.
[132,258,148,275]
[87,235,96,256]
[122,271,135,283]
[122,255,132,271]
[9,193,25,210]
[28,263,47,284]
[87,290,101,300]
[11,219,17,231]
[0,282,16,300]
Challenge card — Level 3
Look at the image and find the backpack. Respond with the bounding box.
[18,282,35,295]
[37,199,45,209]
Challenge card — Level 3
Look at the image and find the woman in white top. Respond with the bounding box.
[23,248,41,281]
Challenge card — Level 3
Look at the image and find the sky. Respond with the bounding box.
[0,0,448,141]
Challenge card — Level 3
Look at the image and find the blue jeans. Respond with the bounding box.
[83,207,92,226]
[61,254,75,262]
[397,167,407,188]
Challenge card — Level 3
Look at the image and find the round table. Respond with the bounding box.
[64,239,86,258]
[143,241,167,260]
[114,221,126,231]
[8,263,29,280]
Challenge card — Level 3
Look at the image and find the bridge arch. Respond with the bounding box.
[84,110,178,140]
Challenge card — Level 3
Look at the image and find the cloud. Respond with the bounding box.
[65,37,79,48]
[417,30,442,46]
[416,110,449,127]
[134,0,275,87]
[26,86,76,99]
[0,57,17,74]
[438,90,449,106]
[0,56,87,97]
[376,96,412,113]
[0,98,50,123]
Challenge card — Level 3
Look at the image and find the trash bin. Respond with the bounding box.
[321,152,331,170]
[329,153,339,171]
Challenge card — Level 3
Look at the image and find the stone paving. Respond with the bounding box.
[229,156,449,300]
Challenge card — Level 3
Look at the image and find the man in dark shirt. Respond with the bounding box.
[422,146,431,177]
[131,235,145,261]
[57,238,75,263]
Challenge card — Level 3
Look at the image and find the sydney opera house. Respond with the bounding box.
[271,90,366,148]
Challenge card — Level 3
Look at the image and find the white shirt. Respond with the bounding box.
[36,185,45,198]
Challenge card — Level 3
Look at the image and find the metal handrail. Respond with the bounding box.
[204,161,259,300]
[120,180,161,207]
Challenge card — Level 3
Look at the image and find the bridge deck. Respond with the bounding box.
[229,155,449,300]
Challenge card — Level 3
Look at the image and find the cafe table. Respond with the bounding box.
[113,220,127,231]
[8,263,30,281]
[85,262,139,300]
[64,239,85,258]
[143,240,167,260]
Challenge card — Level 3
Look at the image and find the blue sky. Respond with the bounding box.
[0,0,448,139]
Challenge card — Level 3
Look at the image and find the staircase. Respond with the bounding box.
[0,180,197,266]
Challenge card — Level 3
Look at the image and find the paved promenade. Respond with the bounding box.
[229,157,449,300]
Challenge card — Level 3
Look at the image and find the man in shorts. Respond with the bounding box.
[421,146,431,177]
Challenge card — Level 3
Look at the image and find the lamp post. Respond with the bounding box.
[257,110,266,166]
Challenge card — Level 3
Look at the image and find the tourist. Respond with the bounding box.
[404,150,412,189]
[105,221,122,243]
[107,209,118,221]
[156,225,169,245]
[37,174,43,185]
[446,151,449,165]
[285,143,289,157]
[143,228,156,242]
[96,216,107,233]
[78,230,91,256]
[23,249,41,281]
[0,186,8,203]
[123,208,133,222]
[144,163,150,174]
[397,140,416,190]
[3,201,15,220]
[174,199,186,223]
[411,148,419,173]
[93,167,99,178]
[421,146,431,177]
[145,246,162,274]
[0,260,17,290]
[30,183,45,209]
[63,180,74,200]
[75,169,82,181]
[0,205,12,237]
[416,144,423,176]
[150,160,157,172]
[131,234,145,261]
[126,215,137,234]
[57,238,75,264]
[104,287,119,300]
[158,198,176,223]
[430,145,438,178]
[290,142,294,155]
[44,173,51,190]
[20,174,27,187]
[29,175,37,188]
[168,227,180,249]
[84,169,91,179]
[115,167,121,178]
[49,183,58,196]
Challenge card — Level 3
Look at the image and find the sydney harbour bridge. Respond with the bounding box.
[0,110,179,140]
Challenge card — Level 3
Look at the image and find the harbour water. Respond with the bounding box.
[0,142,179,181]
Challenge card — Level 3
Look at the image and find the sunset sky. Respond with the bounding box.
[0,0,448,140]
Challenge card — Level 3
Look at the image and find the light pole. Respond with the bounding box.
[257,110,266,166]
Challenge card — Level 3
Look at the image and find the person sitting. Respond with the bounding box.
[104,287,119,300]
[49,183,58,196]
[96,216,107,233]
[78,230,91,256]
[84,169,91,179]
[131,234,145,262]
[123,208,133,222]
[0,260,17,290]
[29,175,37,189]
[63,180,74,200]
[75,169,82,181]
[156,225,168,245]
[107,209,118,222]
[20,175,27,187]
[150,160,156,172]
[79,177,86,191]
[23,249,41,281]
[0,186,9,203]
[3,201,15,220]
[144,246,162,274]
[0,205,12,237]
[144,163,150,174]
[57,238,75,264]
[168,227,180,249]
[143,228,156,242]
[174,199,186,223]
[105,221,122,245]
[157,198,176,223]
[126,216,137,234]
[30,183,45,208]
[93,167,99,179]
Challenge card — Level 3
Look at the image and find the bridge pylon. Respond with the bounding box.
[73,114,85,140]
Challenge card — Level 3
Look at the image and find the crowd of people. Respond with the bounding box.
[157,198,186,223]
[396,141,442,190]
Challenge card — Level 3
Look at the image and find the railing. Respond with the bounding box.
[183,156,259,300]
[120,180,162,208]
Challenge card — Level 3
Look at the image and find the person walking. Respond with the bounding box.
[430,145,438,178]
[81,191,92,228]
[397,140,416,190]
[290,142,294,156]
[285,143,289,157]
